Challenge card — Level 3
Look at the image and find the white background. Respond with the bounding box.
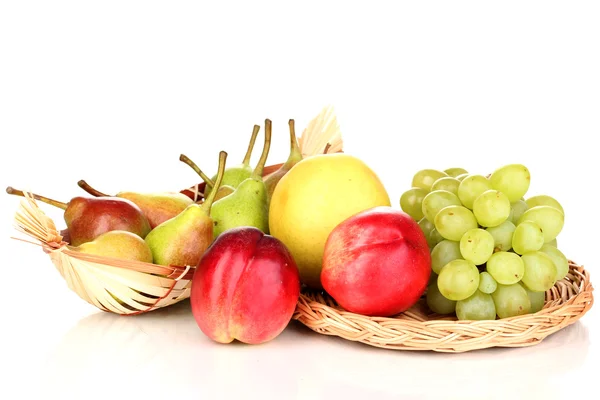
[1,1,598,399]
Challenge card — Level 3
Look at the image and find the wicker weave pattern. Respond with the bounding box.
[293,262,594,352]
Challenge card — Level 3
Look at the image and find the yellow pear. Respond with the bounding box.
[268,153,391,289]
[76,230,153,263]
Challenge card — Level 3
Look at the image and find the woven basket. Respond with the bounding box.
[12,193,196,315]
[9,106,343,315]
[293,261,594,352]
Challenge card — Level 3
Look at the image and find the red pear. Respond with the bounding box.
[6,186,151,246]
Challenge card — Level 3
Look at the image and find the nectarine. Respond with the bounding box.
[191,227,300,344]
[321,207,431,317]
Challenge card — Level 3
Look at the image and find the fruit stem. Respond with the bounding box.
[251,119,272,179]
[283,119,303,168]
[77,180,110,197]
[6,186,68,210]
[242,124,261,166]
[324,143,332,154]
[203,151,227,213]
[179,154,216,189]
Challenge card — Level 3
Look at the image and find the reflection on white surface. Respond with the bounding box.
[36,299,593,400]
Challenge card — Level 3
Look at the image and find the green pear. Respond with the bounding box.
[211,119,272,238]
[204,124,260,197]
[77,180,194,229]
[145,151,227,267]
[264,119,303,203]
[75,230,154,263]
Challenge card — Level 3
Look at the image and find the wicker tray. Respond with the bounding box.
[293,261,593,352]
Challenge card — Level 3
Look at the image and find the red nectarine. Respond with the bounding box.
[191,226,300,344]
[321,207,431,317]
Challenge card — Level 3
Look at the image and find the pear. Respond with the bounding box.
[264,119,303,203]
[145,151,228,267]
[205,124,260,197]
[77,180,194,229]
[74,230,153,263]
[211,119,272,238]
[178,154,235,202]
[5,186,151,246]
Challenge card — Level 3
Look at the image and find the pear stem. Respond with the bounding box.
[6,186,68,210]
[252,119,272,179]
[242,124,261,166]
[179,154,216,189]
[77,180,110,197]
[203,151,227,213]
[283,119,302,167]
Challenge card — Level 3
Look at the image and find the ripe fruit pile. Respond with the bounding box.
[8,106,580,347]
[400,164,568,320]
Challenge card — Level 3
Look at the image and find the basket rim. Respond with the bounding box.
[292,260,594,352]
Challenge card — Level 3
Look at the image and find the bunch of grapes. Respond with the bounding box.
[400,164,568,320]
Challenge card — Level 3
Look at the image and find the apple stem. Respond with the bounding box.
[6,186,68,210]
[203,151,227,213]
[77,180,110,197]
[324,143,332,154]
[251,119,272,179]
[242,124,261,166]
[179,154,216,189]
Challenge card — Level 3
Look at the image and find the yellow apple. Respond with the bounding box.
[268,153,391,289]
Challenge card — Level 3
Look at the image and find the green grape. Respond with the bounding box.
[489,164,531,202]
[512,220,544,255]
[427,228,444,249]
[540,244,569,281]
[486,251,525,284]
[486,220,516,252]
[519,282,546,313]
[419,217,441,249]
[457,175,493,209]
[437,259,480,301]
[547,238,557,247]
[431,177,461,195]
[400,188,428,220]
[491,283,531,318]
[421,190,461,222]
[426,282,457,314]
[444,167,468,178]
[428,271,438,286]
[431,240,462,274]
[459,228,495,265]
[472,190,511,227]
[518,205,564,243]
[412,169,448,191]
[479,271,498,294]
[456,290,496,320]
[434,205,479,241]
[456,173,468,181]
[418,217,434,236]
[508,200,528,224]
[521,251,557,292]
[525,195,564,215]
